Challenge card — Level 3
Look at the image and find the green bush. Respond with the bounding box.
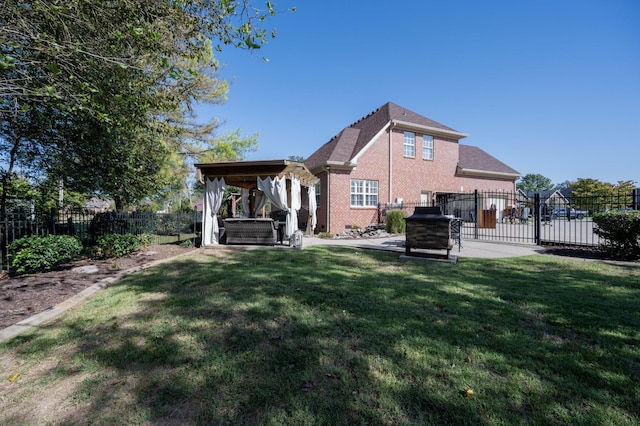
[9,235,83,274]
[96,233,141,258]
[138,233,154,248]
[385,210,406,234]
[593,210,640,261]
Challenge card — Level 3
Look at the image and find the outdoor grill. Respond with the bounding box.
[404,206,453,258]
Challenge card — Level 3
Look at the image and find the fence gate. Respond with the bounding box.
[379,189,639,248]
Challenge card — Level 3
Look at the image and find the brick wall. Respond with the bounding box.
[321,127,516,233]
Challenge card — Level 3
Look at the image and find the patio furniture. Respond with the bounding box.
[450,217,462,251]
[223,218,278,245]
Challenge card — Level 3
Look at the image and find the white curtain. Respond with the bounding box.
[241,188,268,218]
[257,175,290,235]
[241,188,250,217]
[307,184,317,231]
[254,191,267,216]
[257,176,288,210]
[287,175,301,237]
[202,177,226,246]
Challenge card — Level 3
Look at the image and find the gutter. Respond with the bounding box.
[325,165,331,233]
[456,166,521,179]
[389,121,395,203]
[390,120,469,140]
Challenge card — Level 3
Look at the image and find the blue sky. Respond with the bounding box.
[198,0,640,186]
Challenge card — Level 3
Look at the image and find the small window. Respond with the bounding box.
[422,135,434,160]
[350,179,378,207]
[403,131,415,157]
[314,183,321,208]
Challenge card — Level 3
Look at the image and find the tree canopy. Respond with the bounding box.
[569,178,636,196]
[1,0,286,211]
[516,174,554,193]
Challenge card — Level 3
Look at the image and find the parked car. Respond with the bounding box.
[552,208,588,220]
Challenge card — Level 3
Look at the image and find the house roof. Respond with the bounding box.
[305,102,467,171]
[522,189,570,207]
[456,145,521,179]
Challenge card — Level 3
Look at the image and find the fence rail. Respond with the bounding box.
[379,189,639,247]
[1,209,201,272]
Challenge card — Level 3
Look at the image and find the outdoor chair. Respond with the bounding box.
[450,217,462,251]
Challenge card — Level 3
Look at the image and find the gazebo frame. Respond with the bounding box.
[195,160,319,246]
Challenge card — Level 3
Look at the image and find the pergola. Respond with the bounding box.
[195,160,319,246]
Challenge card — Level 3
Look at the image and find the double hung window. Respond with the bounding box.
[422,135,434,160]
[403,132,415,157]
[350,179,378,207]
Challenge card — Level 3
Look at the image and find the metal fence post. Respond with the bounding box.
[473,190,479,240]
[177,209,181,243]
[49,208,57,235]
[534,193,541,245]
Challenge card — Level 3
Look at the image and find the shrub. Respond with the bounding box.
[317,232,333,239]
[9,235,82,274]
[593,210,640,261]
[180,239,194,248]
[138,233,154,248]
[96,233,141,258]
[385,210,406,234]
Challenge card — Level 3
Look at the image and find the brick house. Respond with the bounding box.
[305,102,521,233]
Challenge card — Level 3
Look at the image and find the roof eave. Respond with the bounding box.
[308,160,356,174]
[456,166,521,180]
[391,119,468,140]
[195,159,318,187]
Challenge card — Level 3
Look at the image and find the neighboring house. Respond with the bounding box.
[83,197,112,213]
[524,189,569,208]
[193,197,204,213]
[305,102,521,233]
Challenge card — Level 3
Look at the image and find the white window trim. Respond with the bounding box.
[350,179,378,207]
[315,183,321,209]
[422,134,434,160]
[403,131,415,158]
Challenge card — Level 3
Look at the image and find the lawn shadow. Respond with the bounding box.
[4,247,639,424]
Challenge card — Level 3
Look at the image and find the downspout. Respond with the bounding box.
[388,121,394,203]
[325,166,331,233]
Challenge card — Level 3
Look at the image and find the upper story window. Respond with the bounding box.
[422,135,434,160]
[403,131,415,157]
[350,179,378,207]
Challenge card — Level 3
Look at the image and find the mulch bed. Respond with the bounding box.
[0,244,197,330]
[542,246,612,260]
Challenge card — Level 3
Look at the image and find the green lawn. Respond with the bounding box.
[1,247,639,425]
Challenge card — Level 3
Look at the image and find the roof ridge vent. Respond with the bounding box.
[351,107,380,127]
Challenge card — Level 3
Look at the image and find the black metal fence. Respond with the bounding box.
[379,189,639,247]
[1,208,201,272]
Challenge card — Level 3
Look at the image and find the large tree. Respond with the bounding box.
[1,0,284,210]
[569,178,637,212]
[516,173,554,193]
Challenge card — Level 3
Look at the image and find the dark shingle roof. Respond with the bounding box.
[458,145,520,175]
[305,102,462,170]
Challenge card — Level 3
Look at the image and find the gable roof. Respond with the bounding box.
[305,102,467,170]
[524,189,569,205]
[457,145,521,178]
